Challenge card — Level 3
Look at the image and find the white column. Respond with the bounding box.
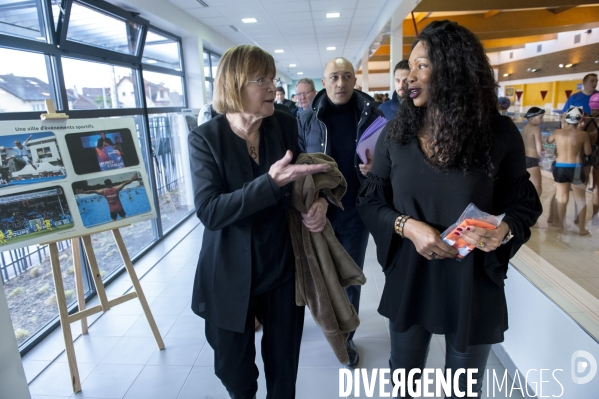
[0,290,31,399]
[390,15,404,90]
[361,52,369,93]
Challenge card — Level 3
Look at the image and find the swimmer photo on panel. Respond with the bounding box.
[64,128,139,175]
[71,171,151,228]
[0,186,74,247]
[0,132,66,189]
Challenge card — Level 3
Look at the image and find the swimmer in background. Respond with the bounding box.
[522,107,545,197]
[548,106,592,235]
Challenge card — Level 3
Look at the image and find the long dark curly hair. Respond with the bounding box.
[388,20,498,174]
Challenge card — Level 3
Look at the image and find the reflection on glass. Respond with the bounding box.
[2,240,80,347]
[203,51,210,78]
[62,58,139,109]
[514,115,599,317]
[0,0,47,41]
[0,48,53,113]
[204,80,213,102]
[210,54,220,79]
[148,113,194,232]
[141,71,184,108]
[142,30,181,70]
[66,2,142,55]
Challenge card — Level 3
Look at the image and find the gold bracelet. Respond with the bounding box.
[394,216,402,235]
[394,215,412,237]
[398,215,411,238]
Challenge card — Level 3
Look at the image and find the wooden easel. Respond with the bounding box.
[40,101,164,393]
[47,230,164,392]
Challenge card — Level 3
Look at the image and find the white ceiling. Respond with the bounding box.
[167,0,395,80]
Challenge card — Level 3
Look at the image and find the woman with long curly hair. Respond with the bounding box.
[357,20,542,398]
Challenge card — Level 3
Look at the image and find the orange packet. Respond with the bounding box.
[440,203,504,261]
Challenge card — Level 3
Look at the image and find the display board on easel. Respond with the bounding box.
[0,115,156,251]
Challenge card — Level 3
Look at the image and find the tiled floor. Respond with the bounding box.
[24,217,520,399]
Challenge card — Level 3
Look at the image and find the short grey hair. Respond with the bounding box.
[295,78,315,92]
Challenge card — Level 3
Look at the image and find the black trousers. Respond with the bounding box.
[205,278,305,399]
[388,322,492,399]
[329,204,370,341]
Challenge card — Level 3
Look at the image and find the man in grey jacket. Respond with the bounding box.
[297,57,383,367]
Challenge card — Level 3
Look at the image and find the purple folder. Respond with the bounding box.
[356,116,387,164]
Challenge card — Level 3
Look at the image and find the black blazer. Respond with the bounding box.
[188,110,298,333]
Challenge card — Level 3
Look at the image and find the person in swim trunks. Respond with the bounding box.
[76,173,139,221]
[522,107,545,196]
[548,106,592,235]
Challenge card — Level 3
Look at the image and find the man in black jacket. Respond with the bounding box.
[297,57,383,367]
[275,86,298,117]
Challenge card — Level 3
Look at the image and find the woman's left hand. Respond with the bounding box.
[301,197,328,233]
[458,221,510,252]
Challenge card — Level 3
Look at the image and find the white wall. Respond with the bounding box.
[497,29,599,64]
[0,289,30,399]
[497,267,599,398]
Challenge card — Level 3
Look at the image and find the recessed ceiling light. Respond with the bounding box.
[289,64,296,67]
[326,12,340,18]
[503,73,509,77]
[565,63,574,68]
[327,46,336,51]
[274,49,284,53]
[146,59,157,64]
[530,68,539,72]
[297,72,304,75]
[242,18,257,23]
[558,64,564,68]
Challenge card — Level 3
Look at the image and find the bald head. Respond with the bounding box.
[322,57,357,105]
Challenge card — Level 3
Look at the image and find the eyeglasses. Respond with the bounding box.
[296,90,315,98]
[248,77,280,88]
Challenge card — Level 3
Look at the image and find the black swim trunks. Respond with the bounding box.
[552,162,585,185]
[525,156,539,168]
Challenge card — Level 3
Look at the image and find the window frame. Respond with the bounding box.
[0,0,194,355]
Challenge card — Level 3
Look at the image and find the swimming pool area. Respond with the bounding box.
[76,187,151,228]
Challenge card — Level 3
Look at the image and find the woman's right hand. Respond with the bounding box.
[403,219,458,260]
[269,150,329,187]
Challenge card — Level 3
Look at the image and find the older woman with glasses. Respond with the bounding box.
[189,45,329,398]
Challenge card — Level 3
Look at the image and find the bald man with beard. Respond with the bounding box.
[297,57,383,367]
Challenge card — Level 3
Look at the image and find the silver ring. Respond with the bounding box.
[430,252,437,259]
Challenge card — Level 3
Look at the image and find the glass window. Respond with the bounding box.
[2,240,82,347]
[142,71,184,108]
[66,2,142,56]
[0,48,54,113]
[51,0,61,30]
[142,30,181,70]
[210,54,220,79]
[203,51,210,79]
[148,113,195,232]
[204,80,213,102]
[61,58,139,109]
[0,0,47,41]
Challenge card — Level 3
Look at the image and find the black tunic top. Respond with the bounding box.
[356,113,542,352]
[250,133,293,295]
